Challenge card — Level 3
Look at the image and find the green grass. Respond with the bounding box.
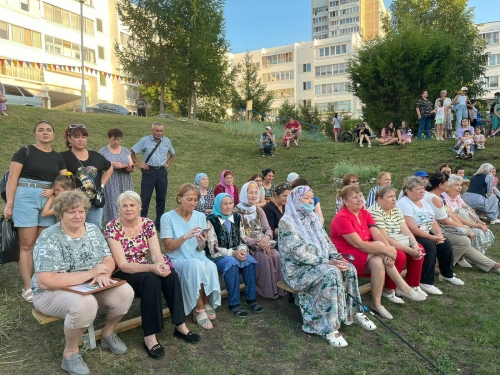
[1,106,500,375]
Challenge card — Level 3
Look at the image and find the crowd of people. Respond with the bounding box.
[5,119,500,374]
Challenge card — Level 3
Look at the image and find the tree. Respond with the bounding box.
[138,85,184,117]
[277,99,299,125]
[231,52,274,117]
[349,0,488,131]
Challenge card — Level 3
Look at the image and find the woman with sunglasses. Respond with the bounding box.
[263,183,292,241]
[279,186,376,348]
[60,124,113,228]
[3,121,67,302]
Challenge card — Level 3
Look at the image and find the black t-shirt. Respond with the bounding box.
[262,200,284,239]
[60,150,111,189]
[12,145,66,182]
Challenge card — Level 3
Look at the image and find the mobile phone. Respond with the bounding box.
[199,228,209,235]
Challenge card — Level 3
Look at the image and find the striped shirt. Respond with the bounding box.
[368,202,405,234]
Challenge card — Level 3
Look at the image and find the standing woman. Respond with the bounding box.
[214,170,239,205]
[435,90,453,139]
[194,173,215,216]
[160,184,221,330]
[263,183,292,240]
[451,87,469,132]
[234,181,286,299]
[489,94,500,137]
[261,168,275,201]
[99,128,134,225]
[416,90,433,140]
[3,121,66,302]
[60,124,113,228]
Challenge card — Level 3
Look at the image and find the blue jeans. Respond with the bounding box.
[455,105,468,130]
[418,117,431,139]
[86,206,103,228]
[215,255,257,306]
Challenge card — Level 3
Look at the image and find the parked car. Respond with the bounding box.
[0,83,42,107]
[74,103,131,115]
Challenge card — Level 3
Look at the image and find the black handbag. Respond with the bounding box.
[92,187,105,208]
[0,215,20,265]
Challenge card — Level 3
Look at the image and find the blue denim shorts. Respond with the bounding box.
[12,178,56,228]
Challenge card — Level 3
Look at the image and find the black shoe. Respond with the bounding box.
[174,328,201,344]
[143,342,165,359]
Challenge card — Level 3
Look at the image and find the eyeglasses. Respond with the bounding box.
[349,180,359,184]
[69,124,86,129]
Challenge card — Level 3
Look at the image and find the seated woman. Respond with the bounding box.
[335,174,366,213]
[249,173,266,208]
[161,184,221,330]
[280,186,376,348]
[369,186,427,301]
[291,178,324,224]
[105,191,201,359]
[234,181,286,299]
[263,183,292,241]
[397,121,412,148]
[462,163,500,224]
[377,122,398,146]
[32,190,134,375]
[330,186,425,320]
[206,193,263,317]
[366,172,392,209]
[214,170,239,205]
[357,122,372,147]
[424,173,500,275]
[397,176,457,295]
[442,174,494,255]
[194,173,215,216]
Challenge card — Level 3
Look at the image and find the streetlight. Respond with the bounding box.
[79,0,86,113]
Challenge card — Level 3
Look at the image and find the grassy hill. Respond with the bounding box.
[1,106,500,375]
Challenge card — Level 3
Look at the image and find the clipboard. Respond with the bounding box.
[61,278,126,295]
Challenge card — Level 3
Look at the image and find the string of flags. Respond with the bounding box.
[0,58,162,86]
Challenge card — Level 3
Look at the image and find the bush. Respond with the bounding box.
[332,160,381,187]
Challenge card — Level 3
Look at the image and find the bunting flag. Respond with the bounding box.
[0,59,4,66]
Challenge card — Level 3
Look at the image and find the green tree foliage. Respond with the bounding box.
[138,85,184,117]
[277,99,299,125]
[349,0,487,132]
[231,52,274,116]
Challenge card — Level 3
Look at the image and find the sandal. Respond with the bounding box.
[353,313,376,331]
[192,309,213,330]
[246,301,264,314]
[21,288,33,303]
[204,304,216,320]
[326,330,348,348]
[229,305,248,318]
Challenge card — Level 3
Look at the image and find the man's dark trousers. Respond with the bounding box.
[140,167,167,228]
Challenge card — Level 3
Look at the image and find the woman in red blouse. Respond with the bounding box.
[330,186,425,320]
[105,191,200,359]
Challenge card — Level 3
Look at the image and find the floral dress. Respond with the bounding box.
[194,188,216,215]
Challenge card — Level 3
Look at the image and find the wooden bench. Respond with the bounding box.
[32,284,245,350]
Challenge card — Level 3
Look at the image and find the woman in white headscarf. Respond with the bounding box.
[279,186,376,348]
[234,181,286,299]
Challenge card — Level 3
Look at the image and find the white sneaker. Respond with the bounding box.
[367,143,372,148]
[419,283,443,295]
[412,286,428,297]
[438,274,465,286]
[490,219,500,225]
[382,291,405,304]
[457,259,472,268]
[359,143,363,147]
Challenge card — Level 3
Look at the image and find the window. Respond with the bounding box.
[62,10,70,27]
[96,18,103,32]
[315,82,350,95]
[44,4,53,21]
[315,63,348,76]
[303,99,311,107]
[4,85,22,96]
[330,1,339,6]
[303,63,311,72]
[45,34,95,62]
[18,87,34,97]
[482,32,500,44]
[85,19,94,35]
[11,25,22,43]
[313,5,328,14]
[23,28,32,46]
[32,31,41,48]
[490,76,499,88]
[21,0,29,11]
[0,21,8,40]
[303,81,312,90]
[318,44,348,57]
[268,88,294,99]
[316,100,351,112]
[489,54,500,66]
[98,46,105,59]
[100,74,106,86]
[44,3,94,35]
[262,70,294,83]
[261,52,293,66]
[120,32,129,45]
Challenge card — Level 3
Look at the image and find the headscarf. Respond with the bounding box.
[280,186,332,259]
[236,181,258,221]
[219,170,235,198]
[194,172,207,204]
[212,193,233,220]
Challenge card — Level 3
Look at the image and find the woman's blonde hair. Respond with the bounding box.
[52,190,91,220]
[175,183,201,204]
[338,185,361,210]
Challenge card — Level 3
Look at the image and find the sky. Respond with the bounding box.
[225,0,498,53]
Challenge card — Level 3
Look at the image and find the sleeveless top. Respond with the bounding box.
[467,174,487,197]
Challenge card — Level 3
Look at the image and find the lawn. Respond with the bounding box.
[1,106,499,375]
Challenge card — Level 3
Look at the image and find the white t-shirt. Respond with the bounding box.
[422,191,447,220]
[333,116,342,129]
[397,196,435,233]
[257,186,265,201]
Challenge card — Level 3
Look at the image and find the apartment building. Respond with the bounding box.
[311,0,389,41]
[230,33,363,118]
[0,0,137,109]
[480,21,500,99]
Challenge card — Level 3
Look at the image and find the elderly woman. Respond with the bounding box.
[330,186,425,320]
[397,176,457,295]
[263,183,292,240]
[61,124,113,228]
[194,173,215,215]
[442,174,495,255]
[234,181,286,299]
[214,170,239,205]
[366,172,392,208]
[99,128,134,224]
[462,163,500,224]
[206,193,262,318]
[161,184,221,330]
[32,190,134,374]
[416,90,433,140]
[435,90,453,139]
[335,173,366,213]
[377,122,398,146]
[280,186,376,348]
[3,121,66,302]
[291,178,325,225]
[105,191,200,359]
[369,186,427,302]
[424,173,500,275]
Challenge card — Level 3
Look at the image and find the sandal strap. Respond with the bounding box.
[193,310,212,329]
[247,301,264,313]
[229,305,248,317]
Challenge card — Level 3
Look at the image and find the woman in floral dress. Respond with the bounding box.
[279,186,376,348]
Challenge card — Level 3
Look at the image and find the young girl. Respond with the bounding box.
[474,126,486,149]
[397,121,412,148]
[41,173,76,217]
[284,128,298,149]
[431,99,446,140]
[377,122,398,146]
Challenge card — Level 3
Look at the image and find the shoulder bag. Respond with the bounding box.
[73,152,105,208]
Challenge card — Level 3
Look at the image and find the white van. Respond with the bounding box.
[0,83,42,107]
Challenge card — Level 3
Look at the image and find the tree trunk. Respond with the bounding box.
[192,82,197,120]
[160,82,165,114]
[188,86,193,119]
